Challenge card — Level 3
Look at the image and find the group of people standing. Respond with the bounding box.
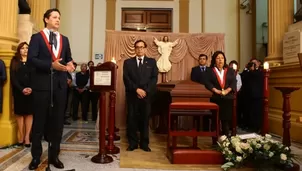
[191,53,264,135]
[191,52,237,136]
[66,61,99,123]
[7,7,264,171]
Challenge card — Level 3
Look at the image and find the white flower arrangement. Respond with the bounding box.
[217,134,296,171]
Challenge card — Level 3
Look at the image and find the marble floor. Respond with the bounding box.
[0,121,301,171]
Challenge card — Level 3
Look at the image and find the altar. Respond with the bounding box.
[103,30,225,129]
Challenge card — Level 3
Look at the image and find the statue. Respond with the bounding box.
[0,59,6,113]
[18,0,31,14]
[294,0,302,22]
[154,36,179,72]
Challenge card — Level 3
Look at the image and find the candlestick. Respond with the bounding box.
[232,68,237,136]
[261,67,270,135]
[274,87,300,146]
[263,61,269,70]
[111,57,116,64]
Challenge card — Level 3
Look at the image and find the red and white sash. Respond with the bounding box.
[213,67,228,90]
[40,31,63,61]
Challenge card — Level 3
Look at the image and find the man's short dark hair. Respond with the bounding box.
[43,8,61,27]
[134,40,147,48]
[199,54,208,60]
[73,62,77,67]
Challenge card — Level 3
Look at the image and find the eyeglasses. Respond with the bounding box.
[135,46,145,49]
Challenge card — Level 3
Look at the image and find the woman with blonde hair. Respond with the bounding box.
[10,42,33,147]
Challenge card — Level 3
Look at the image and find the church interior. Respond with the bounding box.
[1,0,302,171]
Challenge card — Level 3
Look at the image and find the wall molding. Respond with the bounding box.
[89,0,94,60]
[237,0,240,65]
[201,0,204,32]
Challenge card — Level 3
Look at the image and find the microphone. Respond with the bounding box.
[49,29,54,45]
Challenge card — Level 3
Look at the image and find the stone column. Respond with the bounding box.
[266,0,294,66]
[28,0,50,31]
[0,0,19,147]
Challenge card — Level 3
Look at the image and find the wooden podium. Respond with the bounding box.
[89,62,119,164]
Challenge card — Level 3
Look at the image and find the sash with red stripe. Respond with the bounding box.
[40,31,63,62]
[212,67,228,90]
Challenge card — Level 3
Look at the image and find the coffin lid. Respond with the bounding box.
[157,80,212,98]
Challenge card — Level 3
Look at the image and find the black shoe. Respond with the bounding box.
[126,145,138,151]
[49,158,64,169]
[140,146,151,152]
[24,144,31,148]
[64,120,71,125]
[15,142,23,147]
[28,158,40,170]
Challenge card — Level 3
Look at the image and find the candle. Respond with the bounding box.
[264,62,269,70]
[233,64,237,71]
[111,57,116,64]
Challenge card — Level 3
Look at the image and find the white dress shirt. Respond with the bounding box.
[136,56,144,67]
[43,28,61,58]
[236,73,242,91]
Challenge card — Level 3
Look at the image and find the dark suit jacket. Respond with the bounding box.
[190,66,209,84]
[27,32,73,91]
[123,57,158,99]
[204,67,236,100]
[244,70,264,99]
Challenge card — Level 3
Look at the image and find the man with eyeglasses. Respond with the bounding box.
[123,40,158,152]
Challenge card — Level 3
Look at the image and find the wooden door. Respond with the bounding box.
[121,8,172,32]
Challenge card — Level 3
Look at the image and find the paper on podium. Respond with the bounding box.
[94,71,111,86]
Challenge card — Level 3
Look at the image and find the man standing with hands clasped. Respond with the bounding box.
[27,8,75,170]
[123,40,158,152]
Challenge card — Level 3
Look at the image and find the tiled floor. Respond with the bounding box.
[0,121,301,171]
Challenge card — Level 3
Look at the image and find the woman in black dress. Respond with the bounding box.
[10,42,33,147]
[205,51,236,136]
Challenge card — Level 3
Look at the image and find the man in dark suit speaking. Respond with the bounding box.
[190,54,209,84]
[27,8,75,170]
[123,40,158,152]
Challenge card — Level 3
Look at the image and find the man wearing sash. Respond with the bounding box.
[204,51,236,137]
[27,8,74,170]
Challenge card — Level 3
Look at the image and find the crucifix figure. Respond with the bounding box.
[154,36,179,72]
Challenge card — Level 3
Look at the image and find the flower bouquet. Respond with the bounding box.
[217,134,298,171]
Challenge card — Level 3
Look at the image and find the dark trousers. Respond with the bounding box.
[126,96,150,148]
[64,87,71,119]
[88,91,99,121]
[31,88,66,159]
[203,98,233,136]
[72,90,89,120]
[248,98,263,132]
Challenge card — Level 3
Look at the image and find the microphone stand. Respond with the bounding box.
[46,32,75,171]
[46,31,54,171]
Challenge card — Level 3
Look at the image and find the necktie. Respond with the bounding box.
[138,58,143,71]
[53,33,57,49]
[201,66,205,72]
